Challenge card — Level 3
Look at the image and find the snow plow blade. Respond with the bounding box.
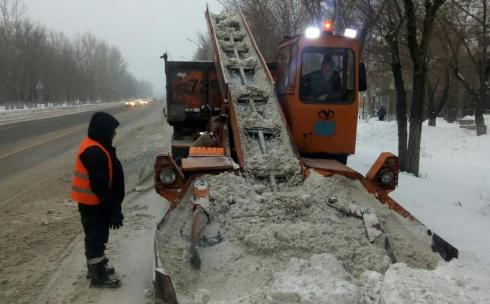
[304,155,459,262]
[153,238,177,304]
[153,202,185,304]
[153,178,214,303]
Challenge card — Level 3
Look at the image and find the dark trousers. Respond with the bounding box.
[78,204,110,261]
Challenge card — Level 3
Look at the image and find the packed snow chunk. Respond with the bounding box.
[270,254,359,304]
[225,57,257,68]
[218,40,249,52]
[358,271,384,304]
[382,257,490,304]
[215,13,242,30]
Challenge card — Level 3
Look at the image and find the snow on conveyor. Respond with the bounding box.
[212,13,301,179]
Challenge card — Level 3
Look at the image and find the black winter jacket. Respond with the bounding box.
[79,112,125,213]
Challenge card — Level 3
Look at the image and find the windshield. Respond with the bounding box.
[300,48,355,104]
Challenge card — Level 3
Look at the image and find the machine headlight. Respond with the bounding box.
[305,26,321,39]
[160,167,177,185]
[380,171,395,185]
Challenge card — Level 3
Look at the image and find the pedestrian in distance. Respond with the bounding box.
[378,105,386,121]
[71,112,125,288]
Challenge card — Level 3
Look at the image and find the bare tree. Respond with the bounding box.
[302,0,385,57]
[0,2,151,105]
[191,32,213,61]
[426,31,452,126]
[0,0,25,103]
[372,0,410,170]
[225,0,309,61]
[402,0,446,176]
[444,0,488,135]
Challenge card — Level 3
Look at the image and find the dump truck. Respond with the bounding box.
[152,7,458,304]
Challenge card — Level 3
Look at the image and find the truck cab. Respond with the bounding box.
[276,23,366,164]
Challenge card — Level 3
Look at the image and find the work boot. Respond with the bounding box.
[87,262,121,288]
[86,257,115,279]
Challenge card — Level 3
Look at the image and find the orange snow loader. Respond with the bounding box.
[152,7,458,304]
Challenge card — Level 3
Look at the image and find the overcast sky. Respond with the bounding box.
[23,0,224,97]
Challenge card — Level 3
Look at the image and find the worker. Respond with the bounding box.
[71,112,125,288]
[302,56,342,102]
[378,105,386,121]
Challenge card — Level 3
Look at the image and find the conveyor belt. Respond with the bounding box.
[206,10,301,187]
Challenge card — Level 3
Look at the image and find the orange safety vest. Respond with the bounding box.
[71,137,113,205]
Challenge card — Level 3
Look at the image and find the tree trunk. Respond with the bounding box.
[427,78,437,126]
[387,32,409,171]
[407,68,426,177]
[391,61,408,171]
[476,85,488,135]
[402,0,445,176]
[476,0,488,136]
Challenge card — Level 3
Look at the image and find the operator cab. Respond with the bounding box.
[277,22,366,164]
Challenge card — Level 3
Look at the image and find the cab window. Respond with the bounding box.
[300,48,355,104]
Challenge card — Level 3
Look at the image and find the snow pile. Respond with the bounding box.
[204,172,392,275]
[270,254,358,304]
[369,256,490,304]
[157,171,448,303]
[271,253,490,304]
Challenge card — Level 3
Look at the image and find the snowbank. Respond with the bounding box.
[270,254,490,304]
[379,257,490,304]
[0,101,122,126]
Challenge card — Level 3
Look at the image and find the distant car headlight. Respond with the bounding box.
[160,167,177,185]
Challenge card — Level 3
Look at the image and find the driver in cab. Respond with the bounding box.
[303,56,341,102]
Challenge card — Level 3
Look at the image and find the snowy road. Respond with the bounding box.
[0,105,129,183]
